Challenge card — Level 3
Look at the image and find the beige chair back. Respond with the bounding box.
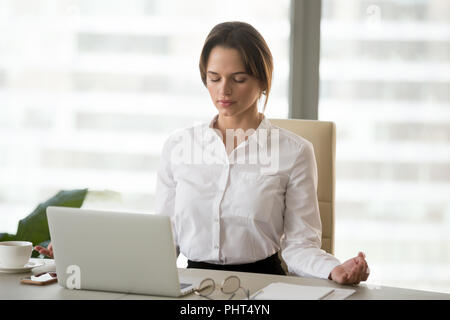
[270,119,336,255]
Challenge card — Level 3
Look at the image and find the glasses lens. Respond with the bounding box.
[198,278,215,296]
[221,276,240,294]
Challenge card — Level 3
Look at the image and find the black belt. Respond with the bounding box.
[187,252,286,276]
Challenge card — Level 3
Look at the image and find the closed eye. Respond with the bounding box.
[208,78,246,83]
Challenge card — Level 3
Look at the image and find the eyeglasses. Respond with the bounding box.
[194,275,250,300]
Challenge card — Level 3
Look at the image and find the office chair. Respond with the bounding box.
[270,119,336,273]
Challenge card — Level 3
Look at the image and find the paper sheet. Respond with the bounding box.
[251,282,355,300]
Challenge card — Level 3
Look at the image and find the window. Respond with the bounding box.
[0,0,290,265]
[319,0,450,293]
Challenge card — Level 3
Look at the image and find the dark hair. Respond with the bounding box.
[199,21,273,112]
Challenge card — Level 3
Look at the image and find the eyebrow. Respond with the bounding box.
[207,71,247,76]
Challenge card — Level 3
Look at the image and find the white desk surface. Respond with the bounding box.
[1,259,448,300]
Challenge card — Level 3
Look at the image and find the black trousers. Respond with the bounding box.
[187,252,286,276]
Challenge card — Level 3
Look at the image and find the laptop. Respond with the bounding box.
[46,206,198,297]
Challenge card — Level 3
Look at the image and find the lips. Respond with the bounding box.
[218,100,235,107]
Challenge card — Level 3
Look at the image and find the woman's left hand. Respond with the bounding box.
[329,252,370,285]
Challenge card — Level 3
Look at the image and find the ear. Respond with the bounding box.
[258,80,266,97]
[258,89,266,101]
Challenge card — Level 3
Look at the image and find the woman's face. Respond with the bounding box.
[206,46,262,118]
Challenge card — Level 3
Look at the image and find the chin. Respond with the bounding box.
[219,110,235,116]
[217,107,237,117]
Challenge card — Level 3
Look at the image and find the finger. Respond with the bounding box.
[362,271,369,282]
[340,272,350,284]
[362,262,370,281]
[346,265,359,284]
[34,246,44,254]
[357,259,366,282]
[355,255,365,265]
[38,249,51,256]
[353,264,364,284]
[352,257,365,280]
[359,257,366,270]
[358,259,369,281]
[334,269,349,284]
[355,265,363,284]
[34,245,53,257]
[357,267,365,283]
[361,261,367,280]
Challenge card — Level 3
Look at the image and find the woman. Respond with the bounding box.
[155,21,369,285]
[37,21,369,285]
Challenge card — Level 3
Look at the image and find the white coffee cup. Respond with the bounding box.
[0,241,33,268]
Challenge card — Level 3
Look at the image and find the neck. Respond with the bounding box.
[215,106,262,134]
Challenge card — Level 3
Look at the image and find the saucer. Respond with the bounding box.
[0,260,45,274]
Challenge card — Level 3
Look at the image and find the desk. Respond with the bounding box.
[0,259,448,300]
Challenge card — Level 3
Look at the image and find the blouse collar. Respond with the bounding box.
[206,113,272,148]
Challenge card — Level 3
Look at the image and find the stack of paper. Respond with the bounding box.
[251,282,355,300]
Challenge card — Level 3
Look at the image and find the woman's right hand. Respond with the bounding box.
[34,242,54,259]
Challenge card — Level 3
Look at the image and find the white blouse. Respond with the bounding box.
[155,114,341,279]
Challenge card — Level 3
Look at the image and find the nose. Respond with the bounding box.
[219,78,232,96]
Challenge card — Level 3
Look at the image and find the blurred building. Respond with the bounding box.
[319,0,450,293]
[0,0,290,225]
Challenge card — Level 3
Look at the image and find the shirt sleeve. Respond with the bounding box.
[281,140,341,279]
[155,137,179,257]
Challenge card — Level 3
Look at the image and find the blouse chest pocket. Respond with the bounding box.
[231,172,282,223]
